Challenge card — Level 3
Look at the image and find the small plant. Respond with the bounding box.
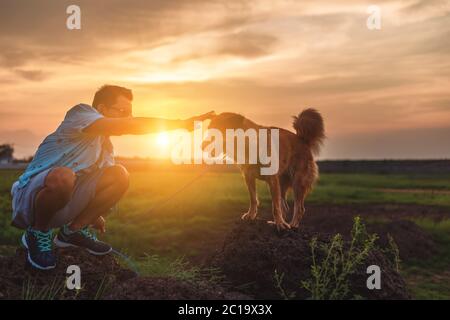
[384,234,401,272]
[94,275,114,300]
[22,276,65,300]
[274,270,296,300]
[133,253,224,289]
[301,216,378,300]
[138,253,201,282]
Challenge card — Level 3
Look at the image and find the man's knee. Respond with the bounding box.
[105,165,129,192]
[45,167,75,200]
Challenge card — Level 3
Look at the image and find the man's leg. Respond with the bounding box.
[33,167,76,230]
[69,165,129,231]
[23,167,75,270]
[54,165,129,255]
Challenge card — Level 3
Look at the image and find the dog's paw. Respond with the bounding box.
[267,220,291,230]
[289,222,300,229]
[241,212,257,220]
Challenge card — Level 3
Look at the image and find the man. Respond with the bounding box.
[11,85,214,270]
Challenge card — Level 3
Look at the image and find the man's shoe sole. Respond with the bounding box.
[21,234,56,270]
[54,236,113,256]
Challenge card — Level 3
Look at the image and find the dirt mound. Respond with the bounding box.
[0,217,417,300]
[105,277,250,300]
[191,204,446,265]
[0,247,136,299]
[0,247,249,300]
[299,207,437,261]
[367,220,436,261]
[210,220,411,300]
[303,203,450,223]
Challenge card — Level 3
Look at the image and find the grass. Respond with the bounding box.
[136,254,201,281]
[0,170,22,245]
[363,216,450,299]
[133,253,223,284]
[21,274,115,300]
[309,173,450,206]
[22,276,66,300]
[401,219,450,299]
[1,169,450,299]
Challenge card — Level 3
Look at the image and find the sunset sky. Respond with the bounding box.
[0,0,449,159]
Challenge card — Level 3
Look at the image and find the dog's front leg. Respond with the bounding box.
[241,172,258,220]
[267,176,290,230]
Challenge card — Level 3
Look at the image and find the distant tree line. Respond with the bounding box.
[0,144,13,163]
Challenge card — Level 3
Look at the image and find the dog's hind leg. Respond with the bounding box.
[241,172,258,220]
[280,174,291,220]
[267,176,290,230]
[290,172,313,228]
[290,187,306,229]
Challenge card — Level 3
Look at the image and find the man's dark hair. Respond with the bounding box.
[92,85,133,109]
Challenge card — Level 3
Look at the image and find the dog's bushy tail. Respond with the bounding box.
[292,108,325,156]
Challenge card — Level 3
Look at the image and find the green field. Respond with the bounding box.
[1,169,449,299]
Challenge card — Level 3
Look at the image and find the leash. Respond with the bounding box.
[142,154,228,215]
[108,165,214,277]
[110,155,228,274]
[90,230,141,276]
[111,248,141,276]
[144,168,210,215]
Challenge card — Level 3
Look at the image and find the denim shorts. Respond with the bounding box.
[11,167,105,230]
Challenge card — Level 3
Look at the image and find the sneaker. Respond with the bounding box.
[21,228,56,270]
[54,225,112,255]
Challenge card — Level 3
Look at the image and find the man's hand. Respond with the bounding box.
[91,216,106,234]
[183,111,216,131]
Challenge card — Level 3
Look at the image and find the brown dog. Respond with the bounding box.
[204,109,325,230]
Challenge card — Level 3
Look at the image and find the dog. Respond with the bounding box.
[203,109,325,230]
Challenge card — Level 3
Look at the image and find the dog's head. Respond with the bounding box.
[207,112,245,132]
[201,112,246,152]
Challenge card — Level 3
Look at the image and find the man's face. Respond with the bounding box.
[98,95,133,118]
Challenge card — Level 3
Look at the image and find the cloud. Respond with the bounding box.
[133,75,449,123]
[401,0,450,15]
[0,0,254,66]
[0,48,34,68]
[167,31,279,65]
[13,69,48,81]
[216,32,278,58]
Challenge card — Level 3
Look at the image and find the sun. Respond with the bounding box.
[156,132,170,147]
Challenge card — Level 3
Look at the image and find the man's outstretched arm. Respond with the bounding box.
[83,111,215,136]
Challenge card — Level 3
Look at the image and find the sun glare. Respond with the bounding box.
[156,132,170,147]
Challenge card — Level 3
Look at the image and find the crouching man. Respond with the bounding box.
[10,85,214,270]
